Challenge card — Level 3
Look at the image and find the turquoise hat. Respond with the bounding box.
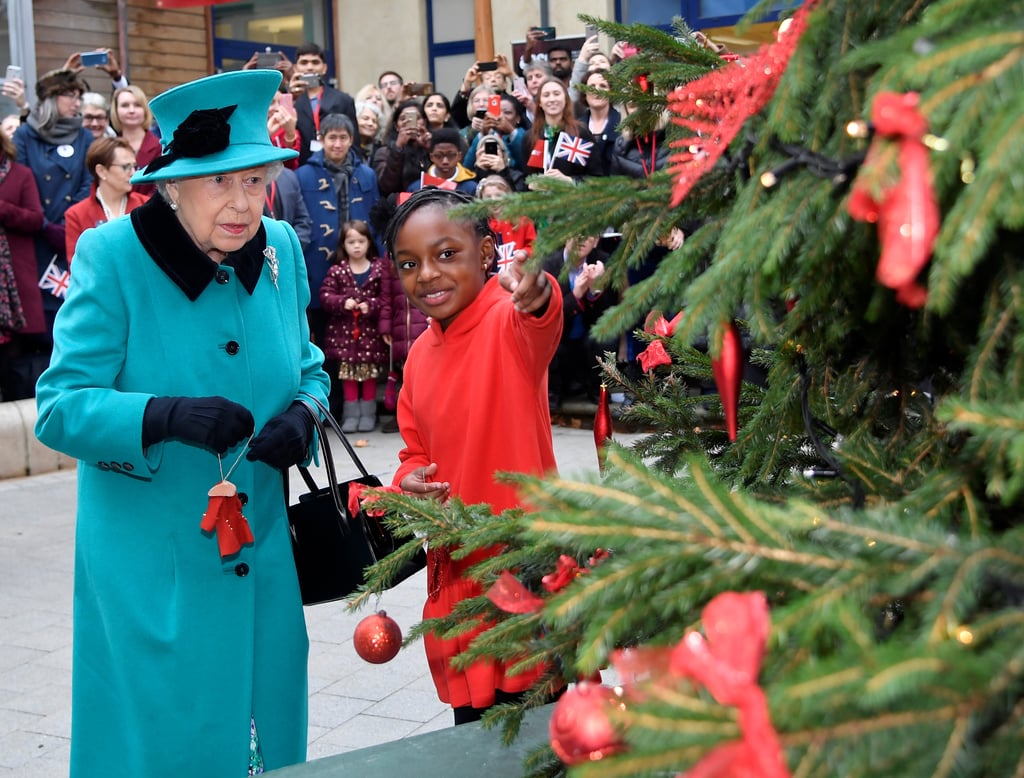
[132,70,297,184]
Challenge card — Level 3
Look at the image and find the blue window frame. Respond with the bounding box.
[615,0,785,30]
[211,0,334,76]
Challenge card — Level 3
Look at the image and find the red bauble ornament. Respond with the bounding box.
[353,611,402,664]
[549,682,625,765]
[593,384,613,471]
[711,321,744,442]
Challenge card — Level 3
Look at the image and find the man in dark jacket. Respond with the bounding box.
[288,42,357,164]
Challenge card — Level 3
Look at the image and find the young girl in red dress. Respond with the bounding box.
[383,188,562,724]
[319,219,389,432]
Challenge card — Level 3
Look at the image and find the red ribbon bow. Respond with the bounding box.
[848,92,939,308]
[486,571,546,614]
[637,311,684,373]
[612,591,790,778]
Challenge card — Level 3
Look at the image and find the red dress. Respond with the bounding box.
[394,274,562,708]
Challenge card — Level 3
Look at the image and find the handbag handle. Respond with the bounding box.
[294,394,374,519]
[298,394,372,478]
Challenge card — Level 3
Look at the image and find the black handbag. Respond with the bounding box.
[288,395,424,605]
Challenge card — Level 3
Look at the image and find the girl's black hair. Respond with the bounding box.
[382,187,494,260]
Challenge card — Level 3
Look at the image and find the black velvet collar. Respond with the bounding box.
[130,195,266,301]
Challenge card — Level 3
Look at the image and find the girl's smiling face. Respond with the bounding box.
[539,81,567,123]
[393,205,492,330]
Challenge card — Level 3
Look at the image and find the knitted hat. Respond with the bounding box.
[132,70,297,184]
[35,70,89,102]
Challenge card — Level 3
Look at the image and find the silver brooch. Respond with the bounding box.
[263,246,279,289]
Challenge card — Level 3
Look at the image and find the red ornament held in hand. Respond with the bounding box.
[354,611,402,664]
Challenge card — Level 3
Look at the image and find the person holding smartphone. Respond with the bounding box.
[13,69,93,341]
[287,42,357,165]
[464,93,528,176]
[470,131,526,193]
[60,49,128,92]
[371,99,431,196]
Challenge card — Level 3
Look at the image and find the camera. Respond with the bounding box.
[80,50,109,67]
[474,109,487,120]
[405,82,433,97]
[300,73,320,88]
[256,50,279,68]
[483,138,499,156]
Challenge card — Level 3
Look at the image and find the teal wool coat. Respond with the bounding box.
[35,197,330,777]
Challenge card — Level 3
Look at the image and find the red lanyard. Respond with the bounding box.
[265,180,277,217]
[636,134,657,178]
[311,87,323,134]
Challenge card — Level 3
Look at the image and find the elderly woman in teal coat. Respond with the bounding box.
[35,70,329,777]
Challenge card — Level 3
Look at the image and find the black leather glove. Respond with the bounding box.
[245,401,315,469]
[142,396,255,453]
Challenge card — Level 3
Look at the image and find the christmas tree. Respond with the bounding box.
[355,0,1024,775]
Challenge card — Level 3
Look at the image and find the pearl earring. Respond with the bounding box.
[170,202,178,211]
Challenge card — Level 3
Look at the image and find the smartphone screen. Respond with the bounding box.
[477,61,498,72]
[484,139,499,155]
[80,51,109,67]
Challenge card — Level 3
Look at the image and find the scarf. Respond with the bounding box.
[325,153,353,226]
[0,157,25,334]
[26,114,85,146]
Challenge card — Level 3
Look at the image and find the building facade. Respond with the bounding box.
[1,0,780,106]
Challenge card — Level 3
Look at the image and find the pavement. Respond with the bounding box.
[0,418,628,776]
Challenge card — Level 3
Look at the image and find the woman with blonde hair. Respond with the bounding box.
[110,85,161,196]
[355,83,391,131]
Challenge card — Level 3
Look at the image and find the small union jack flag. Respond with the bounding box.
[38,255,70,299]
[553,132,593,166]
[495,242,517,272]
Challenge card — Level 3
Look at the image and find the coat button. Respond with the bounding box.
[122,462,134,472]
[225,340,240,355]
[235,563,249,577]
[238,492,248,506]
[97,461,110,470]
[215,269,230,284]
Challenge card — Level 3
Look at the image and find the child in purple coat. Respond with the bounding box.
[320,219,389,431]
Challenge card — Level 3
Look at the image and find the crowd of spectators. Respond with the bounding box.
[0,26,702,417]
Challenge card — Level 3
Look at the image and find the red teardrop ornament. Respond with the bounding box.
[711,321,744,442]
